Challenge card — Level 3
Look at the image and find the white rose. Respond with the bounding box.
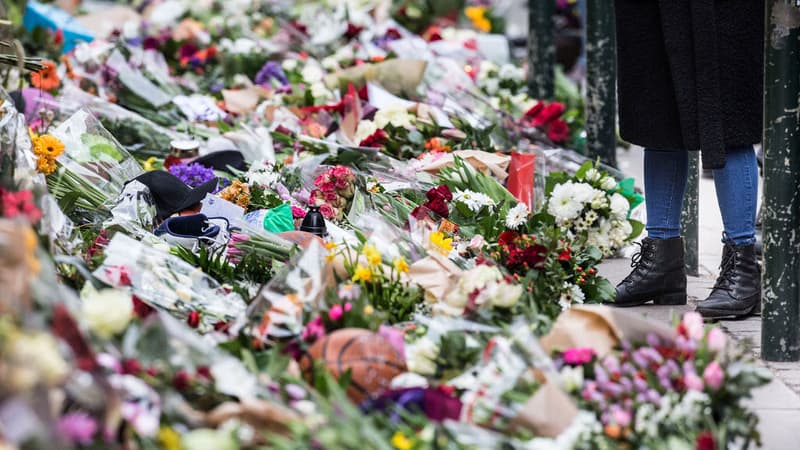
[483,77,500,95]
[405,338,439,375]
[462,265,502,293]
[310,82,333,102]
[353,120,378,144]
[489,282,523,308]
[281,59,298,72]
[321,56,339,71]
[559,365,584,392]
[81,284,133,338]
[590,192,609,210]
[8,332,69,388]
[301,64,324,84]
[374,104,413,129]
[610,193,631,219]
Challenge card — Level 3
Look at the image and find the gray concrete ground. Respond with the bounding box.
[600,148,800,449]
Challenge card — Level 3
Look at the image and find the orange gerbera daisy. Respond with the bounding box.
[30,61,60,91]
[33,134,65,158]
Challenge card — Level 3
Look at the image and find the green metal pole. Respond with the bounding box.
[584,0,618,167]
[762,0,800,362]
[527,0,555,100]
[681,152,699,277]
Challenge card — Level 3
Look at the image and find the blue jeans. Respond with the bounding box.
[644,147,758,245]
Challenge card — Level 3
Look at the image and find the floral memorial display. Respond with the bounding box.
[0,1,769,449]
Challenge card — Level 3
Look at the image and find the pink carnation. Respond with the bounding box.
[563,347,595,365]
[291,206,307,219]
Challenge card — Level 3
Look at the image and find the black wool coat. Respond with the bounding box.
[614,0,764,169]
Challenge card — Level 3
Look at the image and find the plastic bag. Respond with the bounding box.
[102,180,158,239]
[94,233,246,331]
[51,108,144,197]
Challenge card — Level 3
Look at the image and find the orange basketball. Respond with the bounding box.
[278,231,324,249]
[301,328,406,404]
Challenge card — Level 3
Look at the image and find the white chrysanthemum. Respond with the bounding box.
[353,120,378,144]
[558,283,585,311]
[584,210,599,226]
[600,176,618,191]
[573,183,599,204]
[548,182,584,222]
[478,60,499,79]
[610,193,631,219]
[374,104,413,129]
[609,219,633,246]
[505,203,529,229]
[453,189,496,213]
[246,161,279,187]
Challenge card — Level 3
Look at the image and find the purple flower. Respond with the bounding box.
[57,412,98,445]
[255,61,289,86]
[168,162,216,188]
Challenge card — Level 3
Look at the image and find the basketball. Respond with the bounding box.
[300,328,407,404]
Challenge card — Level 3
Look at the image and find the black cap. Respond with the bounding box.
[193,150,248,174]
[129,170,218,221]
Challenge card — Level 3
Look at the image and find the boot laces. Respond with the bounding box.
[712,246,737,293]
[622,241,649,284]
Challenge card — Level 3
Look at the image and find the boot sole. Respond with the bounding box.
[697,301,761,320]
[610,292,687,307]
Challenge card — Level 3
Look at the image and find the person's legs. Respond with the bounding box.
[644,149,689,238]
[712,146,758,245]
[614,149,689,307]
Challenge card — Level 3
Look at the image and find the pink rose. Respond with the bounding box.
[469,235,486,249]
[314,173,332,187]
[680,312,705,341]
[328,304,344,321]
[291,206,307,219]
[684,371,705,391]
[610,408,631,427]
[331,165,352,179]
[703,361,724,390]
[324,191,339,203]
[320,182,336,193]
[319,204,336,219]
[706,328,727,353]
[335,178,350,190]
[563,348,595,365]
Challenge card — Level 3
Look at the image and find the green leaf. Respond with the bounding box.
[575,161,594,180]
[628,219,645,240]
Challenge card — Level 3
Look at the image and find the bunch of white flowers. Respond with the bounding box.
[405,336,440,376]
[453,189,496,213]
[558,282,586,311]
[505,202,529,229]
[435,265,523,316]
[245,160,280,187]
[476,60,531,112]
[546,169,639,256]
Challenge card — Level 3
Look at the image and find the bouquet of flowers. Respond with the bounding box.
[308,165,357,220]
[544,161,644,256]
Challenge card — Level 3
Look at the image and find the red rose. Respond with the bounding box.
[558,247,572,262]
[345,23,364,39]
[196,365,213,380]
[213,321,231,333]
[426,185,453,202]
[523,101,545,120]
[122,358,142,375]
[172,370,192,391]
[410,205,431,221]
[132,295,155,319]
[498,231,519,246]
[186,311,200,328]
[695,432,715,450]
[163,155,182,169]
[532,102,566,127]
[427,197,450,218]
[547,119,570,143]
[359,129,389,148]
[522,245,548,269]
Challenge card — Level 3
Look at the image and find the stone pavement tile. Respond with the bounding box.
[753,410,800,450]
[745,379,800,410]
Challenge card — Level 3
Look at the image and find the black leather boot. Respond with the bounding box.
[613,237,687,307]
[696,243,761,319]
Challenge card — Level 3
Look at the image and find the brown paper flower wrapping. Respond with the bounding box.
[324,59,428,98]
[540,305,677,357]
[406,252,463,302]
[418,150,511,181]
[509,381,579,438]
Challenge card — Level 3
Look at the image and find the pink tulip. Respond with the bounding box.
[684,371,705,391]
[706,328,727,353]
[681,312,705,340]
[703,361,724,390]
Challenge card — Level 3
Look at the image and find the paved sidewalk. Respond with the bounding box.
[599,258,800,450]
[602,147,800,449]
